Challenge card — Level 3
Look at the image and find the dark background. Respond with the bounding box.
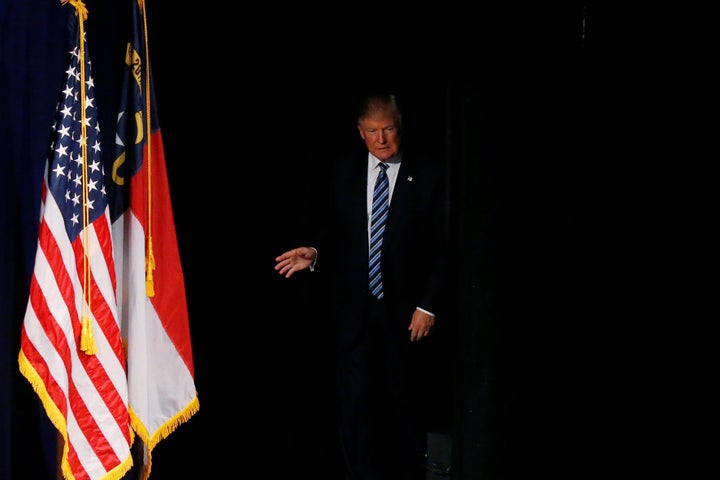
[2,2,647,479]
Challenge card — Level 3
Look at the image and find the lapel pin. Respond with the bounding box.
[407,176,413,183]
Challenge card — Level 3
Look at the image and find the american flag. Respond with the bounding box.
[110,1,199,478]
[18,6,133,480]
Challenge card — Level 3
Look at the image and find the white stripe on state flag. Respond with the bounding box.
[114,211,197,438]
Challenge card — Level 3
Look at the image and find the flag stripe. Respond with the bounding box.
[75,218,125,364]
[42,190,129,438]
[29,217,128,472]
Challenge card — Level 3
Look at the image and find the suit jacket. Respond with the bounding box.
[315,146,449,349]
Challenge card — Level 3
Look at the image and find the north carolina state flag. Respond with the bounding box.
[109,1,199,478]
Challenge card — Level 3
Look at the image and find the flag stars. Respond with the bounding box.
[48,35,106,236]
[66,64,77,78]
[60,104,73,119]
[52,164,66,179]
[57,124,70,139]
[72,172,83,188]
[55,144,69,159]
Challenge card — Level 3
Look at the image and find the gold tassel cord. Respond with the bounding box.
[68,0,97,355]
[145,237,155,297]
[141,2,156,298]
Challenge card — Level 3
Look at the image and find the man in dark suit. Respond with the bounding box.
[275,93,449,480]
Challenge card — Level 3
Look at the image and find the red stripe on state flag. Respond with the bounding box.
[131,134,194,373]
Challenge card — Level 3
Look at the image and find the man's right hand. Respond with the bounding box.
[274,247,317,278]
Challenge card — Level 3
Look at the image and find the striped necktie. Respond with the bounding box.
[369,162,389,299]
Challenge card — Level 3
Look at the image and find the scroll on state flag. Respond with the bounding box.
[109,0,199,478]
[18,3,133,480]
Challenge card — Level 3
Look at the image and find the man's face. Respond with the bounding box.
[358,115,401,162]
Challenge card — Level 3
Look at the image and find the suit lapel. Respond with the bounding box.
[388,160,414,223]
[343,152,369,224]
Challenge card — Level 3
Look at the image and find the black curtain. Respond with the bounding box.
[2,1,69,478]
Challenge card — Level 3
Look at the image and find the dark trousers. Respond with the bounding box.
[336,295,426,480]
